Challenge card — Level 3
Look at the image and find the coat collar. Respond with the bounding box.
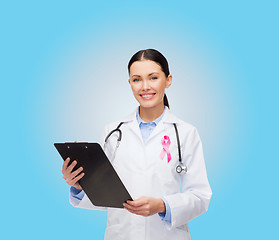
[120,106,179,124]
[118,106,179,143]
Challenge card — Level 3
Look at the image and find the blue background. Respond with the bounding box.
[1,0,278,239]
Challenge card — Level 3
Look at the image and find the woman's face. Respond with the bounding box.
[128,60,172,110]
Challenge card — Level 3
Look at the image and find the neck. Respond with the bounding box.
[139,103,165,122]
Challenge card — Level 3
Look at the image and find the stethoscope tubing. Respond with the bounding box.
[105,122,124,143]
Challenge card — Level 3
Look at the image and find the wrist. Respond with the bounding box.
[74,185,82,191]
[158,198,166,213]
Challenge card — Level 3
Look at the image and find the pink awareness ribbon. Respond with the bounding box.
[160,136,171,163]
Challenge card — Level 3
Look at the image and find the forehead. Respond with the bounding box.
[129,60,163,76]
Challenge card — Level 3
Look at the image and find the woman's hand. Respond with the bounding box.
[62,157,84,191]
[123,196,166,217]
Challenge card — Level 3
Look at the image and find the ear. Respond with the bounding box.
[165,74,172,89]
[128,78,131,85]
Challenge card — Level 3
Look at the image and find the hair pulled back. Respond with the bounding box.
[128,49,170,109]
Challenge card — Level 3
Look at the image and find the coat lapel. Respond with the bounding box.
[146,119,165,143]
[129,116,143,143]
[120,108,143,143]
[146,107,178,143]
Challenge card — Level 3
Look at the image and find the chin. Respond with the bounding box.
[136,96,163,109]
[138,102,160,109]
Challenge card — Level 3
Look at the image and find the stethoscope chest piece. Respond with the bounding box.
[176,163,187,174]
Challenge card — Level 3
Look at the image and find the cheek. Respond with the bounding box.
[154,82,166,94]
[130,85,139,96]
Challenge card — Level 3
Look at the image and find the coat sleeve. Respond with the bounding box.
[164,126,212,229]
[69,124,110,211]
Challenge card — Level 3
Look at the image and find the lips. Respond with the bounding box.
[140,93,156,100]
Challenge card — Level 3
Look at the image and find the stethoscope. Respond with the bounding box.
[104,122,187,175]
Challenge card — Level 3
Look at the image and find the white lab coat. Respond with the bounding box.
[70,107,212,240]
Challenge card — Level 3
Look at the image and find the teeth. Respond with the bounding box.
[142,94,153,98]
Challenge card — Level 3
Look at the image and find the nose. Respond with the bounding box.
[142,79,150,91]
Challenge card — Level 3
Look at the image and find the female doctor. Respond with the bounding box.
[62,49,212,240]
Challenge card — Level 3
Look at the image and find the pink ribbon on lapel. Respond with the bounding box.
[160,136,171,163]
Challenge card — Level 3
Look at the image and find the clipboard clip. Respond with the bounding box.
[64,142,89,149]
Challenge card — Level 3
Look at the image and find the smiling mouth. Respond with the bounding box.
[140,93,156,100]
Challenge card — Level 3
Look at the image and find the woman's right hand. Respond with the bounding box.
[62,157,85,191]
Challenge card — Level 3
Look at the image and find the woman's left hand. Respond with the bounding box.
[123,196,166,217]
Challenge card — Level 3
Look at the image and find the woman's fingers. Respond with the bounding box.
[124,206,149,216]
[124,198,147,212]
[124,203,142,211]
[67,160,77,173]
[62,157,70,172]
[126,198,146,207]
[62,157,76,175]
[70,166,84,179]
[62,157,85,188]
[123,197,164,217]
[68,172,85,186]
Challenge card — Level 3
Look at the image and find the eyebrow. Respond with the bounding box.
[131,72,159,77]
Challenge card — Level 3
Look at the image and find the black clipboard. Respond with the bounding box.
[54,142,133,208]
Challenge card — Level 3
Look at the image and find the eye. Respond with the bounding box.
[133,78,140,82]
[151,77,158,80]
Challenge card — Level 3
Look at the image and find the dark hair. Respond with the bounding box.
[128,49,170,109]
